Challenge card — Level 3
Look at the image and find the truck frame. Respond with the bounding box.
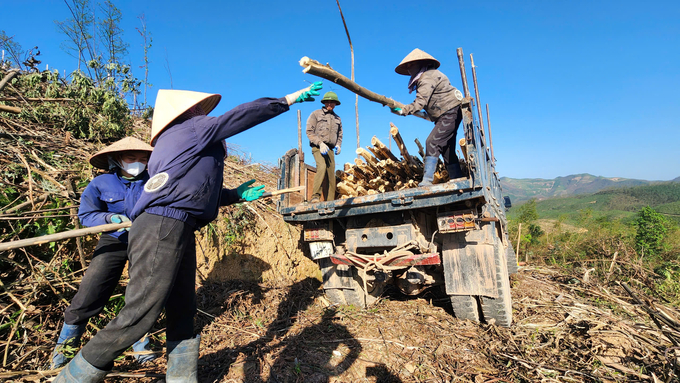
[276,49,516,327]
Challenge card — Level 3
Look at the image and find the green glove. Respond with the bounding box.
[236,179,265,201]
[390,107,405,116]
[285,81,323,105]
[109,214,130,232]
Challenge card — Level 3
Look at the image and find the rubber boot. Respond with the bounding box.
[51,323,86,369]
[166,335,200,383]
[420,156,438,186]
[447,161,463,181]
[132,334,157,364]
[53,352,108,383]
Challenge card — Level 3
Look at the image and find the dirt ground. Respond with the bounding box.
[76,264,673,383]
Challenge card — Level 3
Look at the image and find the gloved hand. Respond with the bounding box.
[284,81,323,105]
[334,146,341,155]
[319,142,329,155]
[236,179,265,201]
[390,107,406,116]
[109,214,130,231]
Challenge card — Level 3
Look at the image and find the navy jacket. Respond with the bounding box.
[78,171,150,243]
[130,97,289,228]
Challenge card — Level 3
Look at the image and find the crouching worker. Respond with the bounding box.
[54,82,322,382]
[51,137,156,369]
[391,48,465,185]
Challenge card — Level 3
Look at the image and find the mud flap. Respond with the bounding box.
[442,232,498,298]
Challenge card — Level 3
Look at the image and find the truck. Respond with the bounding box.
[276,50,517,327]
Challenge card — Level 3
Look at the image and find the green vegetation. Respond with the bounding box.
[508,183,680,306]
[514,182,680,226]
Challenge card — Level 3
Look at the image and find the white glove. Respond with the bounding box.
[319,142,329,155]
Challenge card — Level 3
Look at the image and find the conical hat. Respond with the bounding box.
[394,48,441,75]
[89,137,154,170]
[150,89,222,145]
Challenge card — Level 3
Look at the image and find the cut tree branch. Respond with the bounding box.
[299,57,429,121]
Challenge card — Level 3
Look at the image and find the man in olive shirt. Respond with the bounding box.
[306,91,343,203]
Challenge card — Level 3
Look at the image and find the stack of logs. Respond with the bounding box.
[335,123,464,198]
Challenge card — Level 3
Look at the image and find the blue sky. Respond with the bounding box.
[2,0,679,181]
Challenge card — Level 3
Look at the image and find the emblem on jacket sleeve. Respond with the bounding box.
[144,172,169,193]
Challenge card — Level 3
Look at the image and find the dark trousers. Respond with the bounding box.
[425,105,463,167]
[311,147,336,201]
[81,213,197,370]
[64,234,128,325]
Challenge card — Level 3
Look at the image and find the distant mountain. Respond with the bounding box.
[500,173,653,204]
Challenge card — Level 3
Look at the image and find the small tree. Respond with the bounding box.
[517,198,539,224]
[0,31,25,69]
[635,206,668,258]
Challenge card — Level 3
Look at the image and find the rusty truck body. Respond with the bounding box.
[276,51,516,327]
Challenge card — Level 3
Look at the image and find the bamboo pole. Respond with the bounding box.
[299,57,429,121]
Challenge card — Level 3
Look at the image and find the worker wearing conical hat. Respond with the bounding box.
[391,48,465,186]
[306,91,343,203]
[51,137,156,369]
[55,82,323,382]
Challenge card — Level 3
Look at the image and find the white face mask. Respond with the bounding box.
[121,161,146,177]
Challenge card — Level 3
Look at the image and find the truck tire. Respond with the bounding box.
[450,295,480,322]
[479,236,513,327]
[318,258,383,308]
[505,241,519,275]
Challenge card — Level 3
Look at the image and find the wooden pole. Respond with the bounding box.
[486,103,495,163]
[334,0,360,149]
[299,57,429,121]
[297,110,302,187]
[516,223,523,263]
[259,186,306,199]
[470,54,487,150]
[0,222,131,252]
[456,48,471,98]
[0,104,21,114]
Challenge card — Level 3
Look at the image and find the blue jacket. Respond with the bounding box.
[130,97,289,228]
[78,171,150,243]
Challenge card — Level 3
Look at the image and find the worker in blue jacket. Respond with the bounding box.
[51,137,156,369]
[55,82,322,382]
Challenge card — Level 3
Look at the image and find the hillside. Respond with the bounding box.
[523,182,680,225]
[501,173,656,203]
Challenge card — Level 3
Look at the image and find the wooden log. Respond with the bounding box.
[389,123,417,167]
[356,147,380,169]
[367,146,385,162]
[414,138,426,159]
[337,182,357,197]
[0,70,19,92]
[356,185,368,196]
[459,138,468,160]
[300,56,430,121]
[371,136,400,162]
[0,97,75,102]
[0,104,21,114]
[0,222,131,252]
